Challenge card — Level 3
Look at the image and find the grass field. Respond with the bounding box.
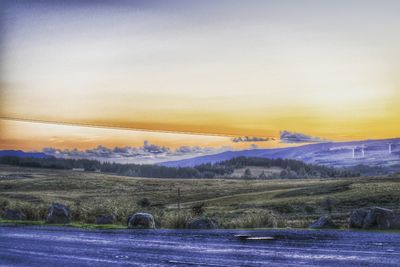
[1,164,399,228]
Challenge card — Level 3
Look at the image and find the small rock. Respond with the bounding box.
[2,209,27,220]
[95,214,116,224]
[128,213,155,229]
[46,203,70,224]
[309,215,338,229]
[187,218,218,229]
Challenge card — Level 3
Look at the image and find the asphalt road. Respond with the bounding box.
[1,226,400,266]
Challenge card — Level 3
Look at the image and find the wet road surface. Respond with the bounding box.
[1,226,400,266]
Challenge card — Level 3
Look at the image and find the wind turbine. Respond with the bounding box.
[389,143,392,154]
[361,144,365,158]
[352,147,355,158]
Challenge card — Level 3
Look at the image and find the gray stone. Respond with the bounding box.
[46,203,70,224]
[349,208,369,228]
[377,213,400,229]
[187,218,218,229]
[349,207,400,230]
[128,213,155,229]
[309,215,338,229]
[363,207,393,229]
[2,209,26,220]
[95,214,116,224]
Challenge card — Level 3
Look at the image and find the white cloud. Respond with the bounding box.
[231,136,271,143]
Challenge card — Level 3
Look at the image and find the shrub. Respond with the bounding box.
[162,211,192,229]
[232,210,278,228]
[12,202,47,220]
[137,198,151,208]
[273,203,295,213]
[322,197,335,214]
[0,199,9,211]
[191,202,206,216]
[304,205,315,214]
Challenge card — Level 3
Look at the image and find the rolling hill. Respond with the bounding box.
[160,138,400,169]
[0,150,51,159]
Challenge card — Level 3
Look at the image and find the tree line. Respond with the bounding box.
[0,155,359,179]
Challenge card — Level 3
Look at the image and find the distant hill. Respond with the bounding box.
[160,138,400,169]
[0,150,51,159]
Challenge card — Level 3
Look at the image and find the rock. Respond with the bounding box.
[187,218,218,229]
[2,209,26,220]
[128,213,155,229]
[309,215,337,229]
[349,208,369,228]
[95,214,116,224]
[363,207,393,229]
[46,203,70,224]
[349,207,400,230]
[377,213,400,229]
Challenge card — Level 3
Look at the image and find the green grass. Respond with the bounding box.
[0,219,45,226]
[1,164,399,229]
[0,219,125,230]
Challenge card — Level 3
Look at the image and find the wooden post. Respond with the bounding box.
[177,187,181,215]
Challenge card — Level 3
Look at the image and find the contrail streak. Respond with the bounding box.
[0,116,269,138]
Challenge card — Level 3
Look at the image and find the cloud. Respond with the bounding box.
[231,136,271,143]
[249,144,258,149]
[280,130,328,143]
[42,141,231,164]
[175,146,213,154]
[143,140,170,154]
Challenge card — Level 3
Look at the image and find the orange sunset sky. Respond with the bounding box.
[1,1,400,152]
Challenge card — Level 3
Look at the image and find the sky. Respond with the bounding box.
[1,0,400,159]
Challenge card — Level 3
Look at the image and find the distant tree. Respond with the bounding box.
[243,168,253,179]
[298,167,307,178]
[0,155,361,179]
[280,170,288,179]
[259,171,267,179]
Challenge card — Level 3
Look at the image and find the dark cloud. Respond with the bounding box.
[280,130,328,143]
[143,140,170,154]
[231,136,271,143]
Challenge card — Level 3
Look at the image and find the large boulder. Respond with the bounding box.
[2,209,27,220]
[128,213,155,229]
[309,215,338,229]
[349,208,369,228]
[187,218,218,229]
[46,203,70,224]
[377,213,400,229]
[349,207,400,230]
[363,207,392,229]
[95,214,116,225]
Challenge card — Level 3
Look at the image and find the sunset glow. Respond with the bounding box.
[1,0,400,151]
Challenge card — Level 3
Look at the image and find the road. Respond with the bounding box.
[1,226,400,266]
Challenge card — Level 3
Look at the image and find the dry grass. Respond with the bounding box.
[1,165,400,228]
